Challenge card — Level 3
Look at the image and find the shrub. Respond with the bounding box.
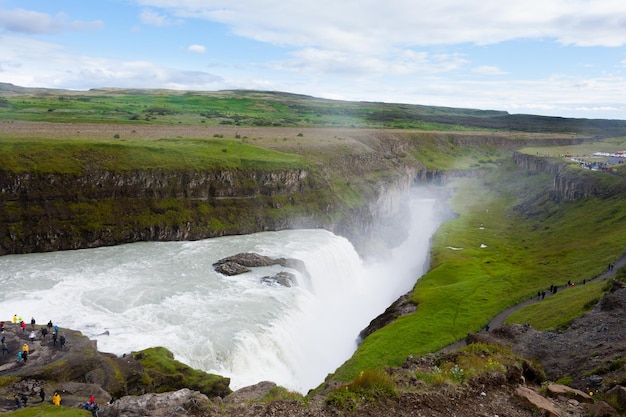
[416,362,466,384]
[556,375,573,385]
[326,369,398,410]
[260,386,306,404]
[132,347,231,398]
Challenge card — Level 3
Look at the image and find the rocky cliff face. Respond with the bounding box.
[512,151,626,201]
[0,164,428,256]
[0,167,324,255]
[511,152,568,176]
[0,168,310,200]
[0,133,601,257]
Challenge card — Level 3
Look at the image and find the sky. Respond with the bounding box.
[1,1,626,120]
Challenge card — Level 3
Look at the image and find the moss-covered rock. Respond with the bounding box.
[132,347,231,398]
[0,324,231,412]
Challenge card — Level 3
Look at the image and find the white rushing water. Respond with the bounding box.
[0,195,441,393]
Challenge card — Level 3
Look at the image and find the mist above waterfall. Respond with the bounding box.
[0,188,444,393]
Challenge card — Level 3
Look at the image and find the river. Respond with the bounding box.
[0,193,443,393]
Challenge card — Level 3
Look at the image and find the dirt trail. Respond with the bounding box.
[441,250,626,353]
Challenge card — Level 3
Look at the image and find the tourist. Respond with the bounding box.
[2,341,9,355]
[60,333,66,348]
[85,400,99,416]
[52,391,61,406]
[16,351,22,363]
[39,388,45,402]
[20,321,26,333]
[47,320,53,330]
[22,343,29,361]
[52,332,57,346]
[40,327,48,339]
[29,330,36,344]
[14,395,21,409]
[30,317,35,329]
[12,315,17,325]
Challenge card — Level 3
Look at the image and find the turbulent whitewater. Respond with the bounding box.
[0,196,441,393]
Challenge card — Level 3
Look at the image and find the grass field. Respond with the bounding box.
[0,137,308,174]
[4,404,91,417]
[0,89,493,130]
[505,280,609,331]
[3,86,626,135]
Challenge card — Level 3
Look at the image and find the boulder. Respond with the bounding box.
[98,388,211,417]
[213,252,308,278]
[214,253,280,268]
[546,383,593,403]
[214,261,250,276]
[262,271,295,287]
[605,385,626,409]
[223,381,277,405]
[583,400,620,417]
[515,386,563,417]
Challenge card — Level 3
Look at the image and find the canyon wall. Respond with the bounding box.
[512,151,626,200]
[0,165,423,256]
[0,134,606,257]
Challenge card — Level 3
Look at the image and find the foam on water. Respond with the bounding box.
[0,194,441,393]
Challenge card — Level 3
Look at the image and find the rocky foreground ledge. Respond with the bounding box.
[0,284,625,416]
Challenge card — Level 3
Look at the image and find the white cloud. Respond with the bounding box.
[0,8,103,34]
[0,35,222,90]
[473,66,508,75]
[139,8,180,27]
[132,0,626,48]
[271,48,468,78]
[188,44,206,53]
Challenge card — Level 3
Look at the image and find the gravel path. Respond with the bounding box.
[441,250,626,353]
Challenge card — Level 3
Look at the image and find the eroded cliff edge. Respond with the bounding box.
[512,151,626,200]
[0,165,425,256]
[0,132,598,256]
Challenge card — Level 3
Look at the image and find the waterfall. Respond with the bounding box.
[0,193,442,393]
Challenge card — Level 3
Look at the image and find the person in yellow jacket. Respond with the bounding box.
[52,392,61,406]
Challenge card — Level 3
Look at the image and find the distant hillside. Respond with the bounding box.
[1,82,626,135]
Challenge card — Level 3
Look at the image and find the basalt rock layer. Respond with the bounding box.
[512,152,626,201]
[0,132,599,257]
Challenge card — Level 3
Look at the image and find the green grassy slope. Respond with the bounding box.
[333,158,626,381]
[0,137,308,174]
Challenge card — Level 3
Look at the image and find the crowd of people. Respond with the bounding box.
[1,315,67,365]
[1,315,78,410]
[13,389,97,414]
